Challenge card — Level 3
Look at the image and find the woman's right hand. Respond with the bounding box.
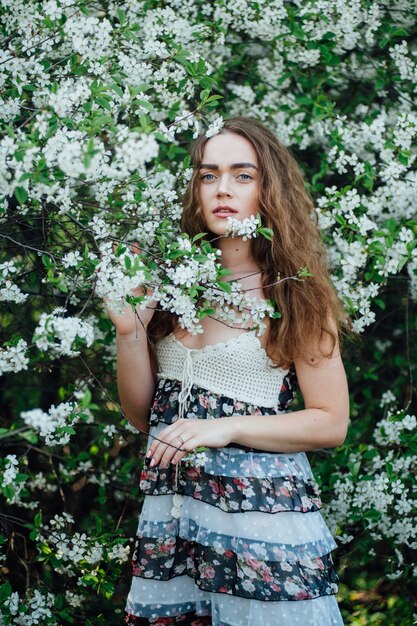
[104,242,157,336]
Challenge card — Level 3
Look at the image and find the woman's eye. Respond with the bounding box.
[200,173,215,181]
[238,173,252,181]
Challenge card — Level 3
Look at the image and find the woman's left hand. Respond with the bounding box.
[147,418,236,469]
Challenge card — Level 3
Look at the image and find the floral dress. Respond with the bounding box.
[124,332,344,626]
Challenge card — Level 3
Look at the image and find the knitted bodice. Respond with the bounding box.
[155,332,289,415]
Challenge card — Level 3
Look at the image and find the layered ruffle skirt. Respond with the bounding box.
[124,378,344,626]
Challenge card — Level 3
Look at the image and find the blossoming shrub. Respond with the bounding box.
[0,0,416,624]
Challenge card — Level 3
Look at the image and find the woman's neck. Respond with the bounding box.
[217,236,260,277]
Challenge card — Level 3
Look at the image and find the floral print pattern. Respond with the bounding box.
[140,461,322,514]
[131,535,339,602]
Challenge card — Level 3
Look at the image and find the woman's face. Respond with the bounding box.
[197,132,260,236]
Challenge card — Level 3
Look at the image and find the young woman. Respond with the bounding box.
[111,117,350,625]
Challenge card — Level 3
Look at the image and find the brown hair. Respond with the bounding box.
[148,116,352,368]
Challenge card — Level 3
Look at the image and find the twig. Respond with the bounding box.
[78,355,185,453]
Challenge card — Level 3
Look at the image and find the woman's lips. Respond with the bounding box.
[212,206,238,218]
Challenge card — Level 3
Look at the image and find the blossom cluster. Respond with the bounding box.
[2,589,56,626]
[225,215,259,240]
[0,338,29,375]
[322,408,417,578]
[102,225,276,335]
[33,307,95,357]
[20,402,87,446]
[0,260,28,304]
[36,512,131,581]
[0,454,28,505]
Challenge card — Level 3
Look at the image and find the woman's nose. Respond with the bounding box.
[217,175,232,196]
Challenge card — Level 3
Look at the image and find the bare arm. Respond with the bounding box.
[104,242,158,432]
[228,343,349,452]
[116,327,157,433]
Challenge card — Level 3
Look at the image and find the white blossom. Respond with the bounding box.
[2,454,19,486]
[107,543,130,564]
[205,116,224,138]
[1,455,27,504]
[65,590,83,608]
[0,339,29,375]
[0,260,28,303]
[33,307,94,357]
[62,251,82,268]
[21,402,80,446]
[225,215,259,240]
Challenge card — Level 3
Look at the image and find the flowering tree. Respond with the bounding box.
[0,0,416,624]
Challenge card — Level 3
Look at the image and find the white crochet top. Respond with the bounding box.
[156,332,289,416]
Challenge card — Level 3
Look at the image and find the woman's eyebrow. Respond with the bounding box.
[199,162,259,170]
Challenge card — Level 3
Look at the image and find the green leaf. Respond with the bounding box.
[81,388,92,408]
[15,473,29,483]
[0,581,13,602]
[117,8,126,23]
[363,508,382,521]
[14,186,28,205]
[406,240,417,254]
[110,83,124,98]
[2,484,15,499]
[41,254,53,268]
[61,426,76,435]
[257,227,274,240]
[373,299,385,310]
[298,266,313,277]
[96,97,111,110]
[197,307,216,319]
[82,574,99,585]
[200,89,210,102]
[204,94,223,104]
[217,281,232,294]
[271,311,282,319]
[398,151,410,166]
[199,76,215,89]
[398,257,408,272]
[136,99,154,112]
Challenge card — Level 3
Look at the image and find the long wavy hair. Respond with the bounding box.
[148,116,351,368]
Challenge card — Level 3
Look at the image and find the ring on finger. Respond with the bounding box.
[176,436,185,446]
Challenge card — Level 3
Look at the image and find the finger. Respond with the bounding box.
[147,424,172,455]
[171,437,195,465]
[103,296,122,307]
[147,432,171,459]
[157,428,193,467]
[149,432,183,467]
[171,449,189,466]
[159,434,187,468]
[149,440,171,467]
[147,422,186,457]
